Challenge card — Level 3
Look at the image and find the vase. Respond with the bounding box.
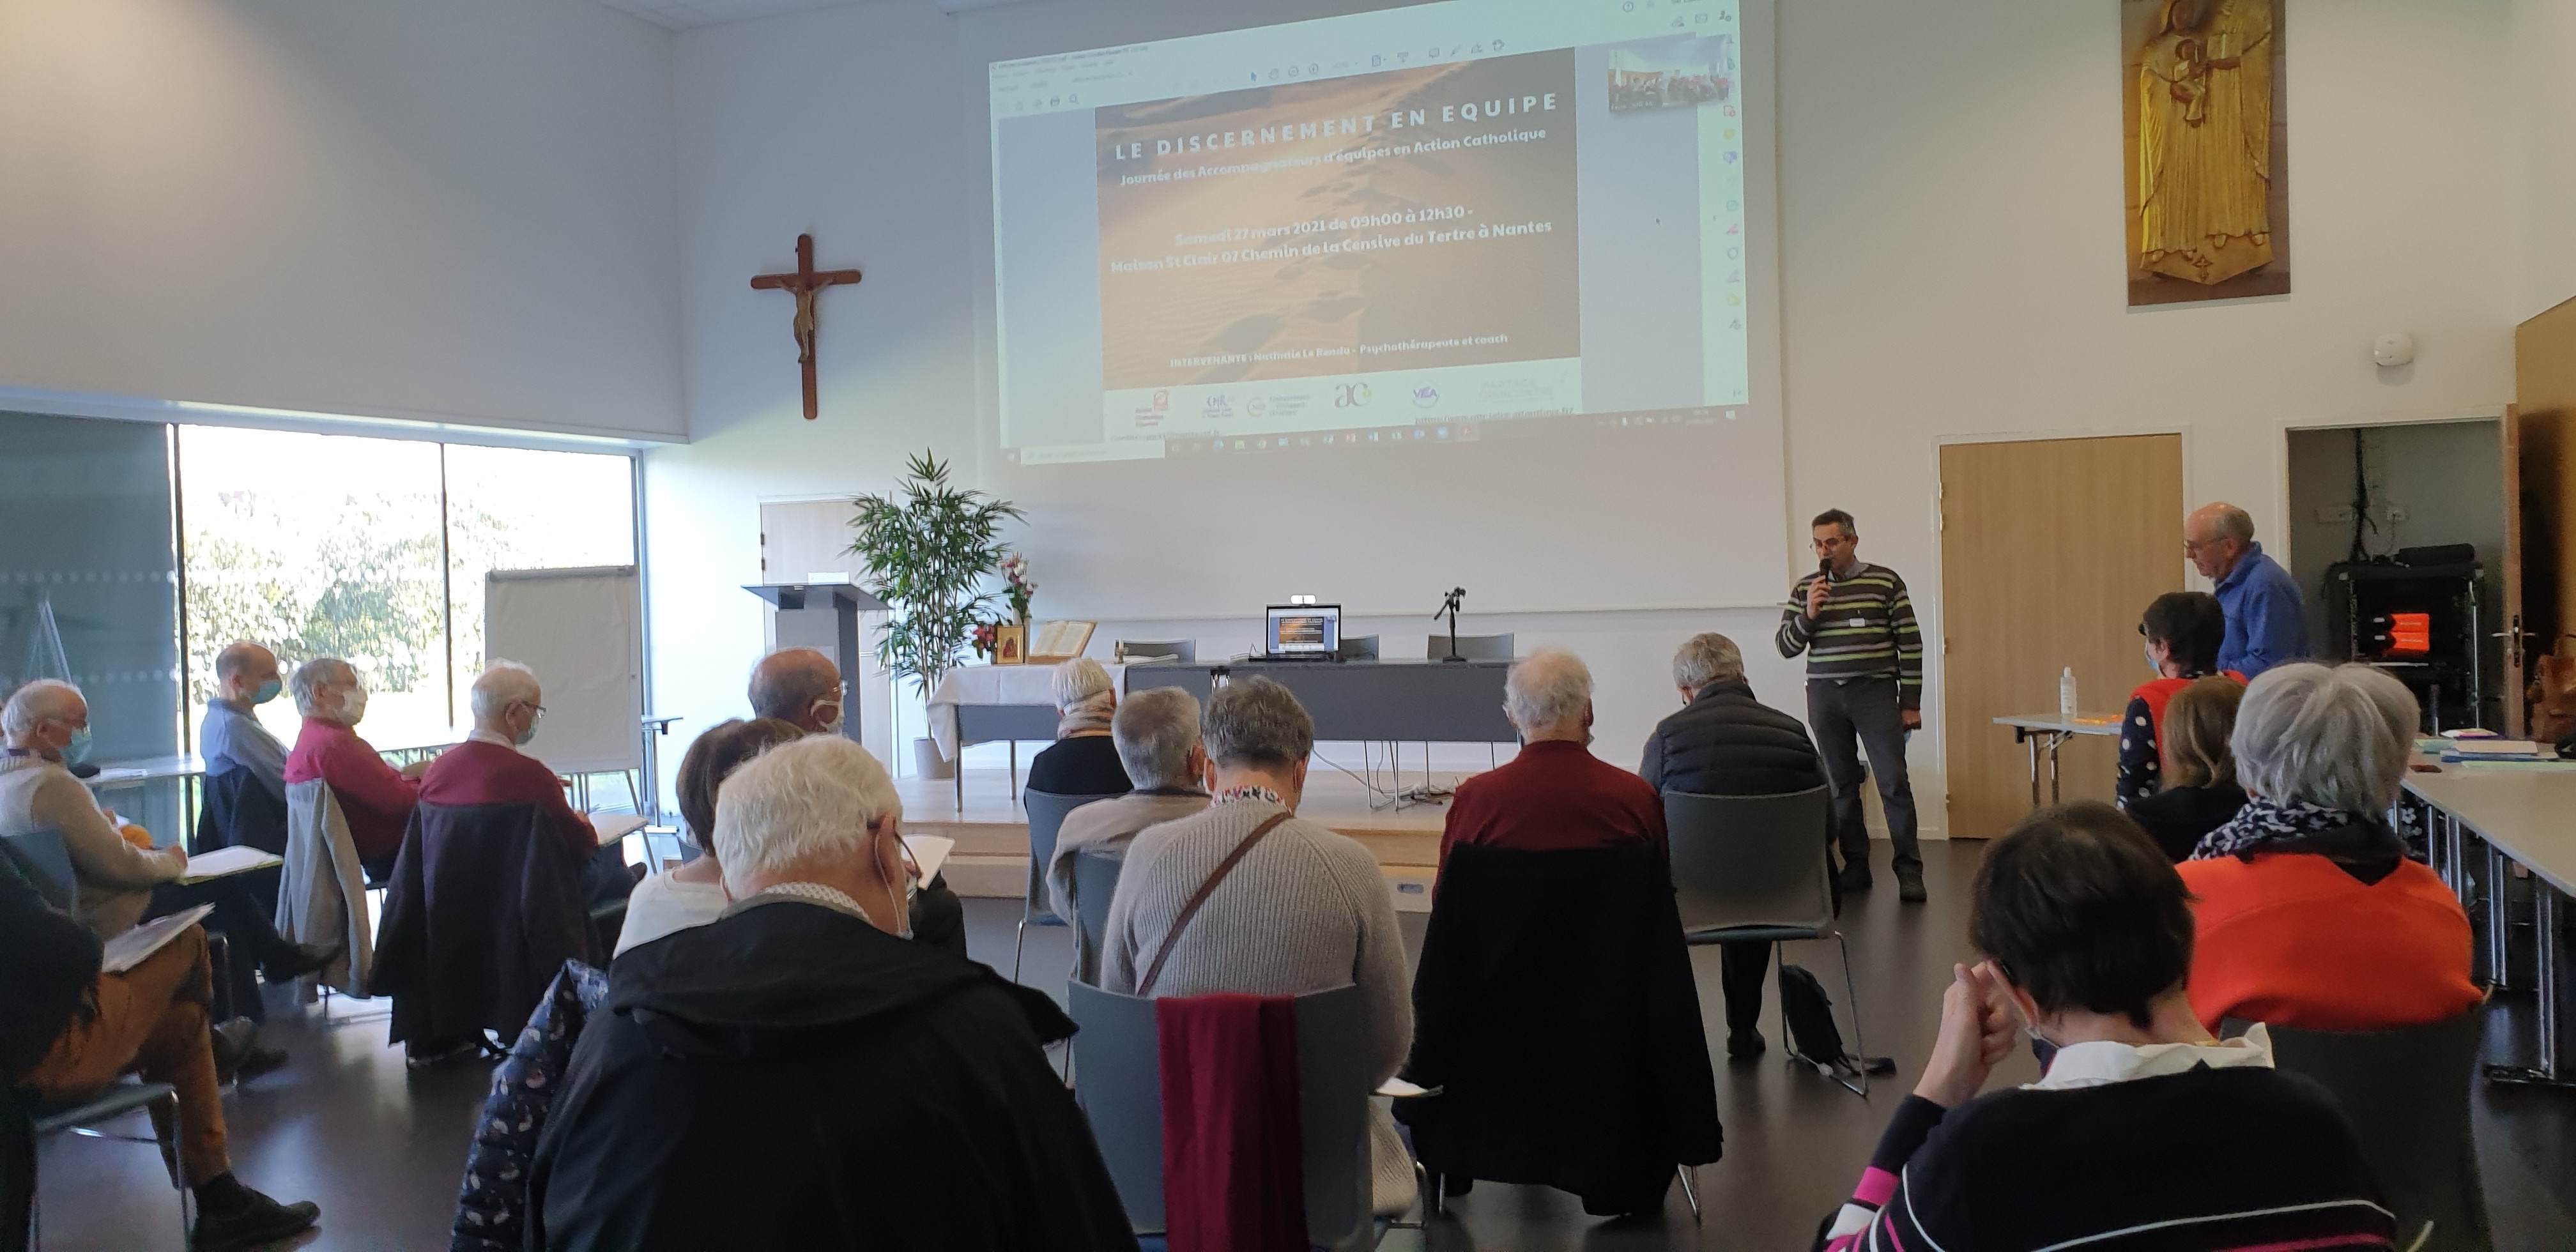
[912,737,955,781]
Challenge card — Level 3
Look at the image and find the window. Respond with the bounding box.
[178,427,635,752]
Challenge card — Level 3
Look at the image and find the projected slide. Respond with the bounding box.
[992,1,1749,464]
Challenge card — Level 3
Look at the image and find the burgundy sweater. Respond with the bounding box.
[1439,740,1665,869]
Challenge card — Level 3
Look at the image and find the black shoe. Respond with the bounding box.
[1836,864,1874,892]
[1896,864,1928,903]
[190,1185,319,1251]
[261,939,342,982]
[231,1046,289,1083]
[404,1038,484,1070]
[1860,1055,1898,1076]
[1726,1030,1767,1062]
[208,1018,259,1083]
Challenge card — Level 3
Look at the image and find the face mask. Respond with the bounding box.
[252,678,282,705]
[514,705,544,747]
[341,686,369,723]
[811,699,844,735]
[2145,641,2162,675]
[878,830,916,941]
[60,724,92,767]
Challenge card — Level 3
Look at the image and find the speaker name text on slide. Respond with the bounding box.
[992,0,1750,465]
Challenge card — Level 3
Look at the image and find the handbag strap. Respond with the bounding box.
[1136,811,1294,998]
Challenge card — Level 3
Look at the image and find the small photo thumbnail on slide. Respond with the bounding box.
[1606,34,1734,114]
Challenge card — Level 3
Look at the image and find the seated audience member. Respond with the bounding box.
[526,736,1135,1250]
[422,662,600,857]
[2181,663,2481,1032]
[3,682,334,1044]
[2118,591,2237,808]
[199,641,289,802]
[614,716,804,957]
[1636,632,1832,1058]
[2124,676,2248,862]
[1044,687,1208,924]
[1027,657,1133,797]
[420,661,634,913]
[1100,677,1416,1218]
[1820,802,2395,1251]
[3,850,321,1251]
[284,658,424,878]
[746,648,968,958]
[2,679,186,934]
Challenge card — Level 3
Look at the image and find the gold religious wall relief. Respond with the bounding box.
[2123,0,2288,307]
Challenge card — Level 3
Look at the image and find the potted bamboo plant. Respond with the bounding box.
[846,450,1023,779]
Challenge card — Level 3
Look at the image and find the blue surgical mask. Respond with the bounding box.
[61,724,92,767]
[252,678,282,705]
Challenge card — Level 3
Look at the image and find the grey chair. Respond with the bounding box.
[0,830,75,914]
[1068,848,1125,988]
[1115,639,1195,663]
[2222,1011,2493,1251]
[1068,980,1384,1250]
[4,1081,187,1250]
[1014,789,1121,981]
[1337,635,1380,661]
[1425,632,1512,661]
[1662,787,1870,1096]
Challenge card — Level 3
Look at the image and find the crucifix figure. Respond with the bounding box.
[750,233,863,420]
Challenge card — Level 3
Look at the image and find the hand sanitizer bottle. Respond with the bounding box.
[2059,667,2078,722]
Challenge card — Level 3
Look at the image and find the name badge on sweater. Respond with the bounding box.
[1849,618,1866,627]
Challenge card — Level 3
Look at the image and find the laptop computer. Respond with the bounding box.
[1264,604,1341,660]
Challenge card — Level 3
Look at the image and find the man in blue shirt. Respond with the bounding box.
[199,641,288,800]
[2186,503,2308,678]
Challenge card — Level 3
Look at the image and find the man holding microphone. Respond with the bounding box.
[1778,509,1928,903]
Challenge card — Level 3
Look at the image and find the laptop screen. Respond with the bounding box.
[1265,604,1341,655]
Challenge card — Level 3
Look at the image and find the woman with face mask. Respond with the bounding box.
[1817,802,2397,1252]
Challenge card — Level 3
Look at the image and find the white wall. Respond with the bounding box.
[2512,0,2576,319]
[0,0,685,440]
[645,0,2525,835]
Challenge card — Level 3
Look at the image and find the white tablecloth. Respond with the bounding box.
[926,663,1128,759]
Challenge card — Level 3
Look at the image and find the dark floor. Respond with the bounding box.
[33,841,2576,1250]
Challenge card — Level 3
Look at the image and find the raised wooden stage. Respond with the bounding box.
[893,767,1466,910]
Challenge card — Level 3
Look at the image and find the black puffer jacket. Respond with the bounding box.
[1638,680,1829,797]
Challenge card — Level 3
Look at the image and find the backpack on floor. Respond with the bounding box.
[1778,963,1848,1073]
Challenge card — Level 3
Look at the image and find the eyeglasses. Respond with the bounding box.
[1809,537,1850,551]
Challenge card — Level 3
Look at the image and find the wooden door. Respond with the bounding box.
[1940,435,2186,839]
[2516,295,2576,680]
[2503,406,2527,737]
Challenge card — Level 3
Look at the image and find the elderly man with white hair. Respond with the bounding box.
[1043,686,1209,924]
[2177,662,2480,1033]
[417,660,599,859]
[283,657,424,876]
[1,678,187,935]
[2185,501,2309,678]
[527,735,1137,1250]
[200,641,289,801]
[1441,648,1665,866]
[1637,632,1836,1055]
[1025,657,1133,797]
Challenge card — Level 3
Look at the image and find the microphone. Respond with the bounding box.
[1818,558,1833,576]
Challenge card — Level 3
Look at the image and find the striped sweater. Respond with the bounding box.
[1776,563,1924,708]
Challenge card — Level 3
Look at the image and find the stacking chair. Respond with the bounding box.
[4,1081,188,1251]
[1068,848,1125,987]
[1068,981,1386,1251]
[2223,1011,2493,1251]
[1424,633,1512,661]
[1115,639,1196,663]
[1662,787,1871,1096]
[1013,789,1120,982]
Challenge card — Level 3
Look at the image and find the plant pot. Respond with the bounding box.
[913,737,955,780]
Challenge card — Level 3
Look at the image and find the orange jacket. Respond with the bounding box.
[2180,851,2481,1032]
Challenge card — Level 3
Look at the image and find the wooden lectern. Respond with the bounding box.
[744,583,887,747]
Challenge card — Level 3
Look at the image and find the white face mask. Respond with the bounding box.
[341,685,369,723]
[2145,641,2162,675]
[811,699,844,735]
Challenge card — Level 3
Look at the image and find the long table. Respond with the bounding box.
[1123,659,1517,744]
[2402,759,2576,1088]
[1991,712,2124,809]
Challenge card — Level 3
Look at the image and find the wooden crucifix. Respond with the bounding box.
[749,233,863,420]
